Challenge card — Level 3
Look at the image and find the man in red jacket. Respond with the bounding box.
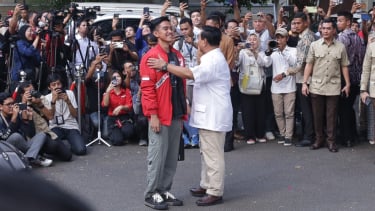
[140,16,187,210]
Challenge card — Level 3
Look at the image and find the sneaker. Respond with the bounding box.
[145,192,168,210]
[30,156,53,167]
[369,140,375,145]
[277,137,285,144]
[265,132,275,141]
[162,191,183,206]
[139,139,148,146]
[257,138,267,143]
[246,139,256,145]
[284,138,292,146]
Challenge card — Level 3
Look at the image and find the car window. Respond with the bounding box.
[92,18,140,40]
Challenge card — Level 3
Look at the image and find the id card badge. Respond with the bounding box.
[55,115,65,125]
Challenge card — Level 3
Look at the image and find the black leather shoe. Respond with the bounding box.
[295,139,311,147]
[196,195,223,206]
[343,140,353,148]
[190,187,206,197]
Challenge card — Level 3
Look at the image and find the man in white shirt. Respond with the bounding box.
[265,28,297,146]
[43,74,86,156]
[147,26,232,206]
[74,20,98,70]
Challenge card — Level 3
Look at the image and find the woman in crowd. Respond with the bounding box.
[238,33,267,145]
[11,24,41,89]
[101,71,134,146]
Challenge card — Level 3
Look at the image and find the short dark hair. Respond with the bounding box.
[189,9,201,17]
[18,81,33,96]
[224,19,239,29]
[46,74,62,87]
[337,11,353,23]
[109,29,124,39]
[293,12,308,22]
[209,11,226,26]
[0,92,11,105]
[322,18,337,30]
[206,15,221,26]
[180,17,193,27]
[150,16,170,32]
[200,26,221,47]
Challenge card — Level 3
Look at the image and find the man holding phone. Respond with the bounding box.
[336,11,365,147]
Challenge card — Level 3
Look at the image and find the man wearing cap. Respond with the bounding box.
[264,28,297,146]
[275,12,316,147]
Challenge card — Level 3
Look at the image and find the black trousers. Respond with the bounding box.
[241,86,266,140]
[338,85,359,141]
[296,83,315,141]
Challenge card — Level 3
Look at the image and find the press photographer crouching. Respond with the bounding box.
[101,71,134,146]
[0,92,52,167]
[17,81,72,161]
[43,74,87,155]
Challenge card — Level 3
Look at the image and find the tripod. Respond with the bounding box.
[86,69,111,147]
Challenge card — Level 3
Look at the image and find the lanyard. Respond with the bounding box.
[184,42,193,61]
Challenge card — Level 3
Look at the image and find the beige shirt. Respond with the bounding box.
[361,42,375,97]
[306,38,349,96]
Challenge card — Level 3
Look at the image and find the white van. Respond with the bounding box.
[73,2,188,39]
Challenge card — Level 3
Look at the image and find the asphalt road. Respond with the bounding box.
[35,140,375,211]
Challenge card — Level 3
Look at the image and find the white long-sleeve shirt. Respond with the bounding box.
[264,46,297,94]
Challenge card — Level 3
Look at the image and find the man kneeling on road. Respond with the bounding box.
[147,25,232,206]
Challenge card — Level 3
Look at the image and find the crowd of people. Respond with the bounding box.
[2,0,375,209]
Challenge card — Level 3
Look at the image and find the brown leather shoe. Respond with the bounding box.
[327,143,338,153]
[310,142,323,150]
[190,187,206,197]
[196,194,223,206]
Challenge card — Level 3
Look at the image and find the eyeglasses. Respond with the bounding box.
[3,102,14,107]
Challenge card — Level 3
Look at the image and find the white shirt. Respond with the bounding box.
[264,46,297,94]
[75,34,98,68]
[43,90,79,130]
[173,34,198,86]
[190,48,233,132]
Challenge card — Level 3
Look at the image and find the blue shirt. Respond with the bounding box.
[11,39,41,81]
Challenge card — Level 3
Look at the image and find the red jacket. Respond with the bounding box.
[140,44,187,126]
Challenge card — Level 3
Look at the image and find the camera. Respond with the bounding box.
[245,43,251,48]
[30,90,41,98]
[113,41,123,49]
[268,40,278,49]
[143,7,150,16]
[17,103,27,111]
[111,76,118,86]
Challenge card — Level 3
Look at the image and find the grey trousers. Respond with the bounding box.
[144,119,182,198]
[6,132,46,160]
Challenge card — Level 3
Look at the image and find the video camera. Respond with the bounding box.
[69,2,100,21]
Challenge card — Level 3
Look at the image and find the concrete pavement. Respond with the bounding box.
[35,140,375,211]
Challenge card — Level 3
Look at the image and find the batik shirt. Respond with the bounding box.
[337,28,365,86]
[287,28,316,83]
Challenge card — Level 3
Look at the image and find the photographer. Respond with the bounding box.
[9,4,28,34]
[101,71,134,146]
[11,25,41,89]
[107,29,138,71]
[17,81,72,161]
[43,74,87,156]
[74,19,98,70]
[0,92,53,167]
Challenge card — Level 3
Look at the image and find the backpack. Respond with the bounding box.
[0,141,31,171]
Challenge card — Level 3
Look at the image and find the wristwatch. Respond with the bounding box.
[161,63,168,71]
[281,72,286,78]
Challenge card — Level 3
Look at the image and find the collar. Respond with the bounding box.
[318,38,336,46]
[75,34,87,40]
